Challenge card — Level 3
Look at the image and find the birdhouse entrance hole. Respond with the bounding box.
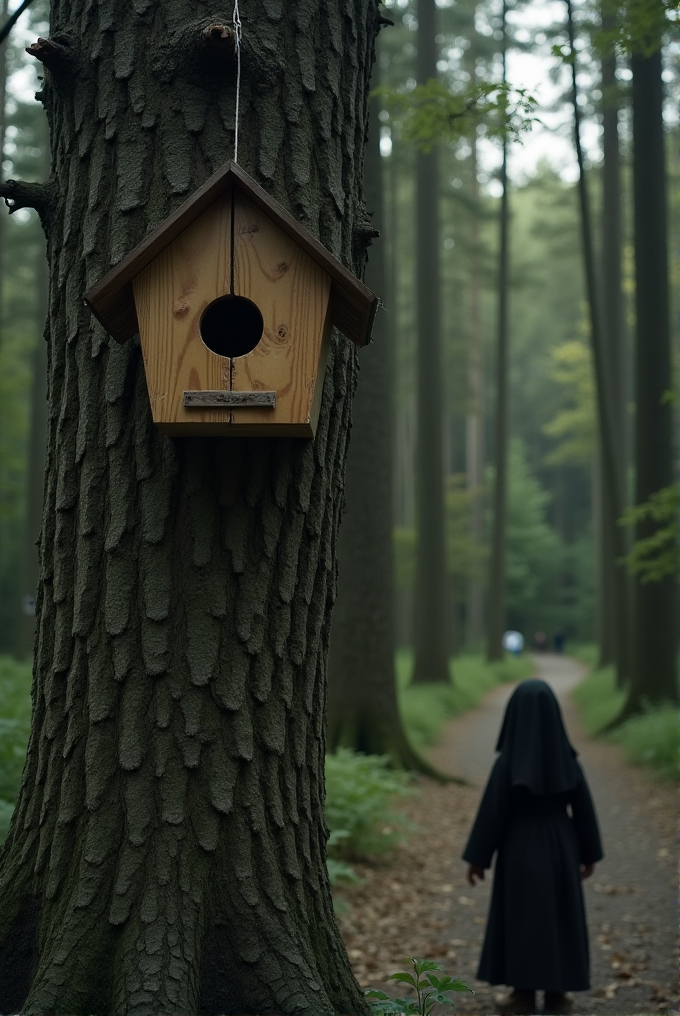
[199,295,264,358]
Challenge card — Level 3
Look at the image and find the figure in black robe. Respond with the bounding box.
[462,680,603,1006]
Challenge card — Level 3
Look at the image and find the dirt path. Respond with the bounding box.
[338,655,677,1015]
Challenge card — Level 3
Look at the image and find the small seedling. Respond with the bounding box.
[365,957,474,1015]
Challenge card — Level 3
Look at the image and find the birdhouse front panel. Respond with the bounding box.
[230,191,332,434]
[132,185,333,437]
[132,191,233,431]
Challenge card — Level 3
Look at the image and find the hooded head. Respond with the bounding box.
[496,679,578,795]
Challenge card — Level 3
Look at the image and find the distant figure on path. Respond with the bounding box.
[533,631,548,652]
[502,630,524,655]
[553,628,566,654]
[462,680,603,1016]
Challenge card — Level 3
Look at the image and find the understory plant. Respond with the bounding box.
[366,958,474,1015]
[325,748,412,861]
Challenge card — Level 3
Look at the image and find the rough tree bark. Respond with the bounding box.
[622,18,678,716]
[486,0,509,664]
[412,0,450,684]
[0,2,379,1014]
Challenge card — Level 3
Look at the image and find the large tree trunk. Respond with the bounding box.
[621,25,678,716]
[486,0,509,664]
[565,0,628,687]
[0,3,378,1014]
[412,0,449,684]
[328,93,433,774]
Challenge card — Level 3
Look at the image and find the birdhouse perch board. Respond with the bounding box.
[85,161,378,438]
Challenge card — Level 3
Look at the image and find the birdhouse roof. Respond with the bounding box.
[84,161,378,348]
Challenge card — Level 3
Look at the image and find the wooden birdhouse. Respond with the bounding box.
[85,162,378,437]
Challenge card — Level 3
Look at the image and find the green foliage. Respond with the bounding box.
[571,663,626,734]
[397,651,533,749]
[543,330,596,467]
[366,958,473,1015]
[375,78,538,152]
[394,477,487,592]
[0,656,32,842]
[572,663,677,781]
[610,703,679,782]
[504,440,563,627]
[619,485,679,584]
[325,749,412,862]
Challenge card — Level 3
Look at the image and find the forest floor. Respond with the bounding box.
[337,654,678,1016]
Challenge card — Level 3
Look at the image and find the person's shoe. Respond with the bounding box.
[495,989,537,1014]
[543,992,573,1014]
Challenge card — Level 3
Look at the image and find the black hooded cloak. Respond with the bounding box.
[462,680,603,992]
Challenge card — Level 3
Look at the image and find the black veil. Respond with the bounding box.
[495,679,579,795]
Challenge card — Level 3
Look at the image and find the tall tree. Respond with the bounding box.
[0,0,10,319]
[328,89,435,773]
[412,0,450,684]
[621,0,678,715]
[15,211,48,658]
[0,2,378,1013]
[465,127,485,648]
[564,0,629,686]
[486,0,510,663]
[597,0,629,681]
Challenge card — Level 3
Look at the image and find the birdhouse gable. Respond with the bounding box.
[84,162,375,437]
[85,161,377,348]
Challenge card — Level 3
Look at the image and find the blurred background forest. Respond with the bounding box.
[0,0,677,673]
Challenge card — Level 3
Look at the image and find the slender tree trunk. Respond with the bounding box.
[15,136,50,659]
[0,0,10,324]
[328,94,436,775]
[466,132,485,648]
[486,0,509,663]
[565,0,629,687]
[621,27,678,715]
[0,3,378,1014]
[412,0,449,684]
[14,238,48,658]
[598,4,629,683]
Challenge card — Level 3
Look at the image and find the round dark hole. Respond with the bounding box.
[199,295,264,358]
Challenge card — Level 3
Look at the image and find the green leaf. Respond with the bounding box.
[410,958,443,975]
[388,973,418,988]
[365,990,390,1000]
[442,978,475,993]
[431,993,459,1006]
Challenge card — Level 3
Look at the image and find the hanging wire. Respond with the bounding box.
[232,0,242,162]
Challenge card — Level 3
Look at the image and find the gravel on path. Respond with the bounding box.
[337,654,677,1016]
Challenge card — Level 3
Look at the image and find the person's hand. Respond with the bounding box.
[580,863,595,881]
[467,864,485,886]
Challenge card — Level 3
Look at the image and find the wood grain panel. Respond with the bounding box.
[133,190,233,429]
[230,190,332,433]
